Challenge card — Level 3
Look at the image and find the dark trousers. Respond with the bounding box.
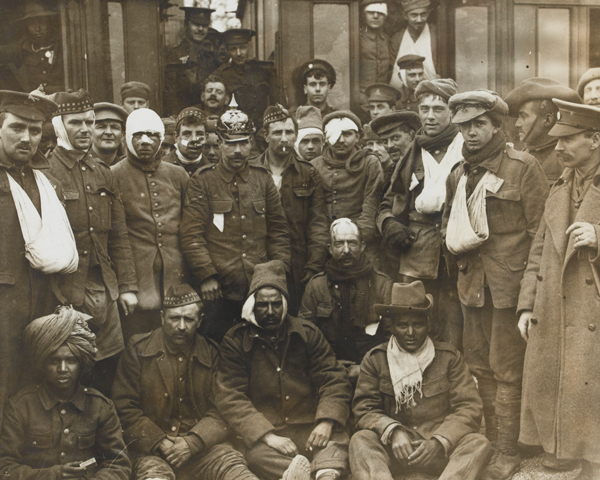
[245,424,349,480]
[349,429,491,480]
[132,443,257,480]
[200,297,244,343]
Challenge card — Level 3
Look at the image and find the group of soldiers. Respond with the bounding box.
[1,1,600,480]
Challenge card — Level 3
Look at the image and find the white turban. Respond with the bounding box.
[125,108,165,158]
[325,117,359,145]
[294,127,323,156]
[364,3,387,15]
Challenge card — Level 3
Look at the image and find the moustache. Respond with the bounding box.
[207,96,218,102]
[16,143,31,150]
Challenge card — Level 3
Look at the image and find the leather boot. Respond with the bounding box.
[477,377,498,445]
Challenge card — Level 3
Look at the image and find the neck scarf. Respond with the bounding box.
[462,131,506,167]
[387,335,435,413]
[175,146,203,165]
[322,145,370,174]
[415,123,459,152]
[390,23,436,89]
[127,151,162,172]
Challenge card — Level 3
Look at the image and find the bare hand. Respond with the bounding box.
[156,437,174,456]
[566,222,598,250]
[390,428,414,462]
[163,436,192,469]
[518,311,533,342]
[306,420,333,450]
[261,432,298,457]
[118,292,138,316]
[407,438,443,467]
[200,278,222,302]
[60,461,87,479]
[348,364,361,382]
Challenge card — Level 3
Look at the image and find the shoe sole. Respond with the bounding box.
[282,455,311,480]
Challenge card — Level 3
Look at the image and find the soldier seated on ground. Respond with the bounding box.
[0,306,131,480]
[350,281,492,480]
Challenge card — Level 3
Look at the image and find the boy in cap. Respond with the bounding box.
[350,281,491,480]
[161,117,177,158]
[394,55,425,113]
[91,102,128,166]
[216,260,352,480]
[120,81,151,114]
[365,83,401,121]
[359,0,393,96]
[443,89,549,480]
[517,100,600,477]
[0,306,131,480]
[389,0,436,88]
[47,88,139,396]
[295,105,324,162]
[577,67,600,106]
[291,59,337,117]
[111,108,190,342]
[163,107,210,176]
[505,77,581,185]
[112,285,259,480]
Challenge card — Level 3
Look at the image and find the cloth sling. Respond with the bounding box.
[387,335,435,413]
[7,169,78,274]
[445,169,504,255]
[415,134,464,214]
[390,23,436,89]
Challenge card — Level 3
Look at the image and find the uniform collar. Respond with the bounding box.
[38,383,86,412]
[53,145,92,170]
[0,149,50,172]
[140,328,213,368]
[217,159,250,182]
[241,315,308,352]
[254,149,301,174]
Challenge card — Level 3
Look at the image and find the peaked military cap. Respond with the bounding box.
[298,59,336,87]
[0,90,58,121]
[450,89,508,124]
[180,7,214,25]
[263,104,292,128]
[505,78,581,117]
[163,284,202,309]
[371,111,421,136]
[549,99,600,137]
[396,54,425,70]
[94,102,128,124]
[49,89,94,117]
[223,29,256,46]
[366,84,401,103]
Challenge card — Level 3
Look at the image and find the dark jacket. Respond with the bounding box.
[526,140,563,187]
[359,27,393,91]
[47,146,138,306]
[441,143,549,308]
[215,316,352,447]
[180,161,291,301]
[111,329,229,455]
[111,158,189,310]
[298,269,393,363]
[251,150,329,283]
[162,149,213,177]
[353,341,482,449]
[0,384,131,480]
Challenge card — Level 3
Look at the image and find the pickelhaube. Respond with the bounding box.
[216,95,256,141]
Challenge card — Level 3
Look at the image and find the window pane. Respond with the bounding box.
[455,7,489,91]
[538,8,570,86]
[514,5,536,84]
[313,4,350,110]
[107,2,126,103]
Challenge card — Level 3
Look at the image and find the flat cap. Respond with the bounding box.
[180,7,214,25]
[222,29,256,46]
[296,106,323,131]
[400,0,431,12]
[50,89,94,117]
[263,104,292,128]
[396,54,425,70]
[505,77,581,117]
[0,90,58,121]
[299,59,336,87]
[121,81,151,101]
[371,111,421,136]
[549,99,600,137]
[94,102,128,123]
[323,110,363,131]
[176,107,205,130]
[366,83,401,102]
[415,78,458,102]
[577,68,600,99]
[449,89,508,124]
[163,284,201,309]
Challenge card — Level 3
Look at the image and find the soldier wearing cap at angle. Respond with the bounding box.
[294,105,324,162]
[365,83,401,121]
[0,1,64,94]
[47,88,139,396]
[394,55,425,114]
[517,99,600,478]
[505,77,581,185]
[216,29,278,131]
[91,102,128,166]
[371,110,420,173]
[164,7,217,117]
[120,81,151,114]
[290,59,337,118]
[577,67,600,106]
[442,89,549,480]
[0,89,61,433]
[163,107,212,177]
[180,101,291,342]
[112,284,260,480]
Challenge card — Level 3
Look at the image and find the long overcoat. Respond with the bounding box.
[517,168,600,463]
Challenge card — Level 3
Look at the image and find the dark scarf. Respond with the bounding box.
[415,123,459,153]
[325,255,374,328]
[322,146,371,174]
[127,151,162,172]
[462,131,506,167]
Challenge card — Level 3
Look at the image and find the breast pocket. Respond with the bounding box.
[252,199,267,231]
[291,186,314,220]
[25,432,53,452]
[91,186,116,232]
[78,432,96,451]
[209,199,232,234]
[486,188,524,234]
[422,377,451,412]
[63,190,81,227]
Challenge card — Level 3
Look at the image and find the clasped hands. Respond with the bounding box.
[157,436,192,469]
[260,420,334,457]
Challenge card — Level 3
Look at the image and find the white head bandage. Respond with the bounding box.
[125,108,165,158]
[294,127,323,156]
[364,3,387,15]
[241,292,288,328]
[325,117,359,146]
[52,116,75,151]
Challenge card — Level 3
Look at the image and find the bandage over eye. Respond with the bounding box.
[325,118,359,145]
[364,3,388,15]
[126,108,165,158]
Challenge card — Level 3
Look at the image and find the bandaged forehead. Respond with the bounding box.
[325,117,359,145]
[364,3,388,15]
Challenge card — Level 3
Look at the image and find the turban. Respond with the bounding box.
[415,78,458,102]
[126,108,165,158]
[23,305,97,373]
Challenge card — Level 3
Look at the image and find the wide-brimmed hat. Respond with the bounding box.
[15,1,59,23]
[373,281,433,316]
